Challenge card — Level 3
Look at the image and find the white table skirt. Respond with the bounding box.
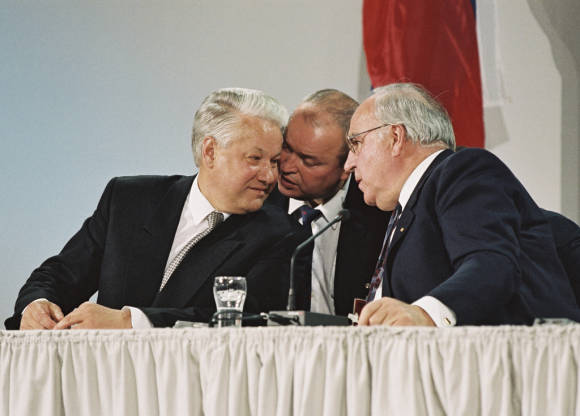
[1,325,579,416]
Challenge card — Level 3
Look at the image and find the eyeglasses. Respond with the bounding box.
[346,123,392,154]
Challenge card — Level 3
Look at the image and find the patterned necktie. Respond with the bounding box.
[365,204,402,302]
[159,211,224,291]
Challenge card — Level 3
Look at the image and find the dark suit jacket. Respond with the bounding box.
[383,148,580,325]
[541,209,580,306]
[266,176,388,316]
[5,175,296,329]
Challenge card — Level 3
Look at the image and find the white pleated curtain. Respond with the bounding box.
[1,326,579,416]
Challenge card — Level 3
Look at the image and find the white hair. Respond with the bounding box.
[191,88,288,165]
[372,83,456,150]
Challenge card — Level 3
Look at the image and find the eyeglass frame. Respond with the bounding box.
[346,123,393,154]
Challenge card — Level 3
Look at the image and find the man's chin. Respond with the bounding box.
[375,199,397,212]
[278,183,305,200]
[363,194,378,208]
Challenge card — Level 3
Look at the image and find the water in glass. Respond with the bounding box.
[213,276,247,327]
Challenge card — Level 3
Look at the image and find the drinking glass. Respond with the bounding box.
[213,276,247,327]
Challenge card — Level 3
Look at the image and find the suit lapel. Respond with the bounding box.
[389,150,452,250]
[403,150,453,213]
[152,214,250,307]
[383,150,453,295]
[124,176,194,306]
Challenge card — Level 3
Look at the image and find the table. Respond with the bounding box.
[1,325,579,415]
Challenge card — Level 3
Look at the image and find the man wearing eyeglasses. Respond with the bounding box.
[344,82,580,326]
[267,89,387,317]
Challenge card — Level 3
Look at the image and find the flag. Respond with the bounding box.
[363,0,485,147]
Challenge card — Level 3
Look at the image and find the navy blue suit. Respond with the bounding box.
[5,175,295,329]
[541,209,580,306]
[383,149,580,325]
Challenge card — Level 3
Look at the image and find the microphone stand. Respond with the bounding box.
[269,209,351,326]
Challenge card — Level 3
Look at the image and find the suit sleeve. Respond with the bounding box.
[136,306,215,327]
[542,209,580,305]
[426,151,535,324]
[4,179,115,329]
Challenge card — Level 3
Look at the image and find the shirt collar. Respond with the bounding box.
[398,149,444,211]
[288,175,351,223]
[188,176,230,225]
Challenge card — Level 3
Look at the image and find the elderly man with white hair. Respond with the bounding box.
[345,82,580,327]
[6,87,294,330]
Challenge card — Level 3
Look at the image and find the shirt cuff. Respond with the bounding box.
[413,296,456,327]
[123,306,153,329]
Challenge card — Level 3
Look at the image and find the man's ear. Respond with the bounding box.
[391,125,407,157]
[201,136,217,168]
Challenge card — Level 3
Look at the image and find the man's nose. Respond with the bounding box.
[258,163,277,185]
[344,151,357,173]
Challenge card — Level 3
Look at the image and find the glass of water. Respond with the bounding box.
[213,276,247,327]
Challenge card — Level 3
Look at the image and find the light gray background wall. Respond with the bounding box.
[486,0,580,224]
[1,0,578,323]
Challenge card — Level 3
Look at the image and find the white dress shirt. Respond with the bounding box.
[288,176,351,314]
[373,150,457,327]
[126,176,229,328]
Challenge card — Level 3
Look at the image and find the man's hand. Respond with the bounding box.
[20,299,64,330]
[358,297,435,326]
[54,302,132,330]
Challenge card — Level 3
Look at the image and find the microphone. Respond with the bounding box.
[267,209,351,326]
[287,208,350,311]
[268,209,350,326]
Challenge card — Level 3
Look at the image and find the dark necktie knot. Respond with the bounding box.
[298,205,322,226]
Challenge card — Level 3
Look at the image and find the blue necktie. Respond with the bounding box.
[297,204,322,226]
